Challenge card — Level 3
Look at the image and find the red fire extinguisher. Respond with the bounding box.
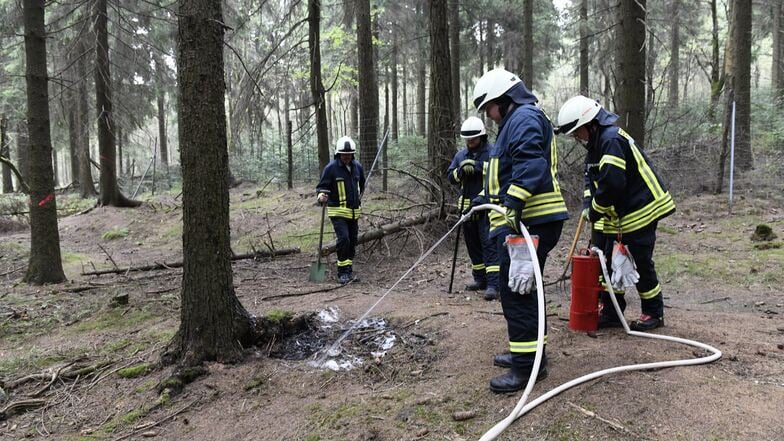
[569,249,602,332]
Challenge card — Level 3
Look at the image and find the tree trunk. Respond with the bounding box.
[168,0,253,366]
[616,0,647,147]
[287,118,293,190]
[402,65,408,135]
[94,0,137,207]
[486,18,496,68]
[391,32,399,142]
[67,76,80,189]
[22,0,66,285]
[449,0,460,123]
[309,0,330,170]
[157,88,170,188]
[356,0,378,166]
[579,0,589,95]
[709,0,723,114]
[668,0,680,108]
[1,115,12,193]
[773,0,783,99]
[77,38,96,198]
[732,0,752,170]
[428,0,454,193]
[383,71,389,192]
[417,2,426,138]
[522,0,533,88]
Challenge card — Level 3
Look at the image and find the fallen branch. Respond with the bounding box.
[567,401,638,438]
[111,399,199,441]
[401,312,449,329]
[262,281,350,301]
[0,399,46,420]
[699,296,730,304]
[81,247,301,276]
[320,208,444,256]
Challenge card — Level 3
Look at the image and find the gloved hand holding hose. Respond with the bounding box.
[505,235,539,294]
[610,241,639,290]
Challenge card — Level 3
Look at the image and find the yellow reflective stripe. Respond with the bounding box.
[507,184,532,201]
[483,161,488,176]
[521,200,568,219]
[472,263,486,270]
[628,141,665,200]
[509,336,548,353]
[583,189,592,198]
[457,196,472,208]
[452,168,461,183]
[594,218,605,230]
[603,193,675,234]
[489,157,499,196]
[489,211,506,229]
[486,265,500,273]
[599,154,626,170]
[639,283,661,299]
[525,191,564,207]
[591,198,613,214]
[337,259,353,267]
[337,180,347,207]
[550,136,561,193]
[327,207,361,219]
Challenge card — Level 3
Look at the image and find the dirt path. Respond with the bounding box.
[1,187,783,440]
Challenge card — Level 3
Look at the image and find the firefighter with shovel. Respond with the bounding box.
[315,136,366,284]
[447,117,499,300]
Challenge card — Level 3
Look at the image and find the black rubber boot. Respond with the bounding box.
[597,314,623,329]
[484,286,499,301]
[630,314,663,331]
[465,280,487,291]
[493,352,512,368]
[338,273,351,284]
[489,366,548,393]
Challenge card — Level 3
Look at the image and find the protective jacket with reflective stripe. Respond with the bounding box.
[447,141,491,208]
[586,124,675,234]
[485,103,569,236]
[316,158,366,219]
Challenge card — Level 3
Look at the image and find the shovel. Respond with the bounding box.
[309,198,329,282]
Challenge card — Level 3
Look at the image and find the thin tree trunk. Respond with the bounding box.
[167,0,252,366]
[428,0,454,192]
[417,2,426,138]
[22,0,66,284]
[732,0,752,170]
[17,120,30,192]
[77,38,96,198]
[579,0,589,95]
[402,65,408,135]
[668,0,680,108]
[449,0,460,123]
[616,0,647,147]
[391,32,399,142]
[383,70,389,192]
[309,0,330,169]
[486,18,496,68]
[773,0,783,100]
[1,115,12,192]
[709,0,723,115]
[522,0,533,87]
[94,0,137,207]
[356,0,378,166]
[67,78,80,189]
[287,118,293,190]
[157,88,170,188]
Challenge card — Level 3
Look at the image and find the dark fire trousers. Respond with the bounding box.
[331,217,358,275]
[497,220,564,371]
[463,213,499,289]
[594,222,664,320]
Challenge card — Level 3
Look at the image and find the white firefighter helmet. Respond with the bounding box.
[556,95,601,135]
[460,116,486,139]
[334,136,357,155]
[472,68,522,111]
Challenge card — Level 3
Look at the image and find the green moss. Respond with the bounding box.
[135,379,158,393]
[304,435,320,441]
[266,309,294,323]
[244,376,265,391]
[102,227,129,241]
[117,362,151,379]
[658,225,678,235]
[120,408,145,425]
[319,403,360,428]
[162,224,182,239]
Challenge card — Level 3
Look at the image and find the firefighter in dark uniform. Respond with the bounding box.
[471,68,569,393]
[316,136,366,284]
[556,95,676,331]
[447,117,499,300]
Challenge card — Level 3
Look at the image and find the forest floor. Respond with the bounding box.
[1,181,783,441]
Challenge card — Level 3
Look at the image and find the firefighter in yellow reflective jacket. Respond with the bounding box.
[471,68,569,393]
[556,95,676,331]
[316,136,366,284]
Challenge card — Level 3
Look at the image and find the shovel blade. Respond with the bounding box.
[309,261,327,282]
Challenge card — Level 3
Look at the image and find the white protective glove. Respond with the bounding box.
[505,235,539,295]
[610,241,640,290]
